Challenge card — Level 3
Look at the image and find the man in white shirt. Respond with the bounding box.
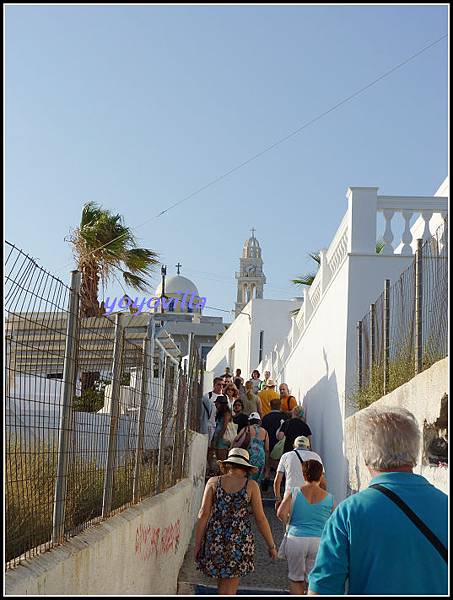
[201,377,224,472]
[273,435,326,509]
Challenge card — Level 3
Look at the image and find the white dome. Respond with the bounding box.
[155,275,199,297]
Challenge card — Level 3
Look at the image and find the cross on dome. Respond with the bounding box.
[250,227,256,238]
[175,262,182,275]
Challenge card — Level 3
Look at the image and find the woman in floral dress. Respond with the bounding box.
[195,448,277,595]
[247,412,270,484]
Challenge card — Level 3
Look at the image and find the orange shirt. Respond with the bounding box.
[258,388,280,416]
[280,395,297,413]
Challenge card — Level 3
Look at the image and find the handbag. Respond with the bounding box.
[277,487,298,559]
[271,437,286,460]
[234,425,251,449]
[222,421,238,446]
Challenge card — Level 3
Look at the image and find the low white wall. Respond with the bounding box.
[5,432,208,596]
[345,358,448,495]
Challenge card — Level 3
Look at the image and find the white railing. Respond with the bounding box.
[309,280,321,311]
[377,195,448,255]
[326,212,349,277]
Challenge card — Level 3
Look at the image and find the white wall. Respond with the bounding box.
[345,358,448,495]
[259,254,416,502]
[205,299,295,381]
[281,258,350,502]
[5,432,208,596]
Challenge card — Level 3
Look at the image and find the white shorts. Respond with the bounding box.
[285,535,320,582]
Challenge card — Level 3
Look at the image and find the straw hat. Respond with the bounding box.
[218,448,258,473]
[266,379,276,387]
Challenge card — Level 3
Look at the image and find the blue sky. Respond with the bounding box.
[5,5,448,319]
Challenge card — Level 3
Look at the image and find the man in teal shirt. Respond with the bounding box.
[308,406,448,595]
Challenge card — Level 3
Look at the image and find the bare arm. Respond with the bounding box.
[276,489,292,523]
[264,430,270,478]
[256,396,263,417]
[249,481,277,557]
[194,479,215,558]
[273,472,284,508]
[219,412,230,438]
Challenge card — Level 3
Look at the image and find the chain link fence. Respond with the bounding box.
[5,242,204,569]
[354,219,448,409]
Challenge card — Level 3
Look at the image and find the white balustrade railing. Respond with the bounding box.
[326,213,349,277]
[309,280,321,311]
[377,196,448,255]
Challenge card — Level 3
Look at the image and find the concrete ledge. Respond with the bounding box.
[6,431,208,596]
[345,358,448,495]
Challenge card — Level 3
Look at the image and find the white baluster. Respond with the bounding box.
[438,211,447,256]
[421,210,433,242]
[400,210,414,255]
[303,288,312,327]
[382,210,395,255]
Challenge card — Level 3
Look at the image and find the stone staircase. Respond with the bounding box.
[177,479,289,595]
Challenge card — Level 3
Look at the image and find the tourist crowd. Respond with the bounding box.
[197,369,448,595]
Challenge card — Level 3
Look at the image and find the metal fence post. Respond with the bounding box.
[170,364,183,484]
[52,270,81,544]
[156,350,168,494]
[370,303,376,385]
[383,279,390,395]
[181,333,193,476]
[102,312,123,518]
[415,238,423,374]
[357,321,363,390]
[132,336,150,504]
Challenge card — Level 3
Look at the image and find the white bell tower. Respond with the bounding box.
[235,228,266,317]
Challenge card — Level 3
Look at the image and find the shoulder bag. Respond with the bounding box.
[233,425,251,449]
[369,483,447,563]
[222,421,238,446]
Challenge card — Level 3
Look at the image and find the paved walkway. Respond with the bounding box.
[178,482,289,595]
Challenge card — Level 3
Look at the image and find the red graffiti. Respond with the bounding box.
[160,520,181,554]
[135,519,180,561]
[135,524,160,561]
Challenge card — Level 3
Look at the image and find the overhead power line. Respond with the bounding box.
[56,32,447,274]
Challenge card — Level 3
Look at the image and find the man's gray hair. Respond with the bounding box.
[357,406,420,470]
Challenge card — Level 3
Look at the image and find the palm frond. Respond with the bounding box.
[291,273,316,287]
[123,248,159,275]
[122,271,151,292]
[376,239,385,254]
[308,251,321,264]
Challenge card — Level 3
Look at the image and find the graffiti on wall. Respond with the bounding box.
[135,519,181,561]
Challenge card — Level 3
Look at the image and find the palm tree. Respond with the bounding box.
[292,241,385,288]
[69,202,159,317]
[291,252,320,287]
